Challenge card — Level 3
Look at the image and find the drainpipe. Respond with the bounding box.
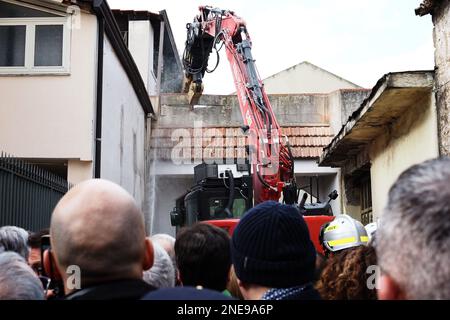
[94,15,104,178]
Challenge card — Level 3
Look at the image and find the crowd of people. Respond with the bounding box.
[0,157,449,300]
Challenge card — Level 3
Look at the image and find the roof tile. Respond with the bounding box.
[151,126,333,161]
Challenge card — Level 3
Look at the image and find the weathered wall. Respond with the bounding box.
[340,90,372,126]
[161,34,183,94]
[101,37,147,211]
[158,94,334,128]
[369,92,439,220]
[263,62,360,94]
[0,12,97,178]
[327,89,371,135]
[432,3,450,155]
[158,91,369,130]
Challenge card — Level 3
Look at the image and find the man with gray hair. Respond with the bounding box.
[151,234,176,264]
[151,233,177,280]
[0,226,30,260]
[377,157,450,300]
[0,252,44,300]
[143,241,175,288]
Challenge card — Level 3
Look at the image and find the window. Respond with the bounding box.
[0,0,71,74]
[360,176,373,225]
[0,25,25,66]
[209,198,247,219]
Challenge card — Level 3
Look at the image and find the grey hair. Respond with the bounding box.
[143,241,175,288]
[0,226,30,260]
[0,252,44,300]
[151,233,177,273]
[151,234,175,259]
[377,157,450,300]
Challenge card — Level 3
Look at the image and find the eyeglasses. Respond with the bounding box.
[39,276,52,296]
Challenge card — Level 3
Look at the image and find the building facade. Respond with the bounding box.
[0,0,182,216]
[319,71,439,223]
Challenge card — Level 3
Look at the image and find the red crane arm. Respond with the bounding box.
[183,6,296,204]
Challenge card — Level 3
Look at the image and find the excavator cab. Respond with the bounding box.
[170,163,253,233]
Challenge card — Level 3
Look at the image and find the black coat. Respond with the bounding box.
[64,279,155,300]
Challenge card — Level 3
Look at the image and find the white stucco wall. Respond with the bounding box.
[370,93,439,220]
[263,62,360,94]
[0,12,97,165]
[128,20,157,95]
[101,37,146,211]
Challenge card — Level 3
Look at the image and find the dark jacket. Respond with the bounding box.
[64,279,155,300]
[142,286,234,300]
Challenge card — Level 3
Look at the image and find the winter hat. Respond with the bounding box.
[231,201,316,288]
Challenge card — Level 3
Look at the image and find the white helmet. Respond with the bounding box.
[320,214,369,254]
[364,222,377,244]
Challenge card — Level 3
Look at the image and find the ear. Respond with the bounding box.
[237,278,246,290]
[143,238,154,271]
[43,250,62,281]
[236,278,249,300]
[378,274,405,300]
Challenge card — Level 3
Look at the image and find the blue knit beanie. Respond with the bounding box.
[231,201,316,288]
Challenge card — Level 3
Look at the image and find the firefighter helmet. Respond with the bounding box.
[365,222,377,244]
[320,214,369,254]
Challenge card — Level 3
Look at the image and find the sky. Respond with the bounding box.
[108,0,434,94]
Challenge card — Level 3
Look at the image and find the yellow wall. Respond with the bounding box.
[0,13,97,162]
[369,93,439,220]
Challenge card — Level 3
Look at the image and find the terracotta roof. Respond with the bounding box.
[151,126,333,162]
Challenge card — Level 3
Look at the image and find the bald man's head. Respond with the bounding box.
[50,179,150,286]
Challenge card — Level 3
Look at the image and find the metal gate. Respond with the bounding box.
[0,152,69,232]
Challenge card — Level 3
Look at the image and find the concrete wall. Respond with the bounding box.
[432,4,450,155]
[150,175,193,236]
[101,37,147,211]
[0,12,97,182]
[328,89,371,135]
[158,94,333,128]
[369,92,439,220]
[159,91,369,129]
[263,62,360,94]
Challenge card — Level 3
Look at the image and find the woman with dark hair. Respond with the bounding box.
[316,245,377,300]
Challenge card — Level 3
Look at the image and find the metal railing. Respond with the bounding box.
[0,152,70,232]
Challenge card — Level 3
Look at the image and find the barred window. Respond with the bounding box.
[360,176,373,225]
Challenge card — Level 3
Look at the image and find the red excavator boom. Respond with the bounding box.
[183,6,297,204]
